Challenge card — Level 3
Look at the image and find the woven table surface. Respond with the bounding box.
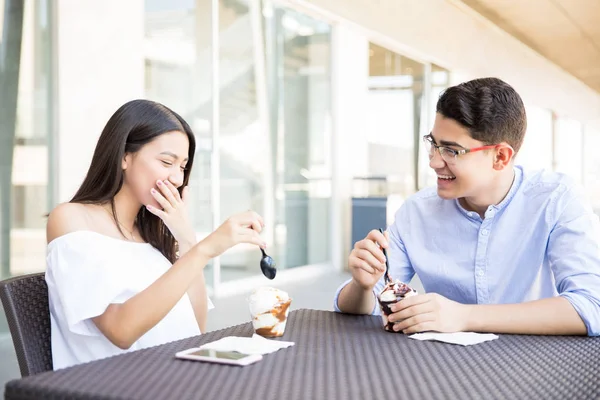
[5,309,600,400]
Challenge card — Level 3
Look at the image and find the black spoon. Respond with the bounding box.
[260,248,277,280]
[378,228,391,283]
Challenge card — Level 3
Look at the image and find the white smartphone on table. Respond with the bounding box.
[175,348,263,366]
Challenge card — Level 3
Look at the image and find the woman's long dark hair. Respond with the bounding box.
[71,99,196,263]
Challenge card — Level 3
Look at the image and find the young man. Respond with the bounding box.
[335,77,600,336]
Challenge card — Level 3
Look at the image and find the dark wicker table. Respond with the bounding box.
[4,309,600,399]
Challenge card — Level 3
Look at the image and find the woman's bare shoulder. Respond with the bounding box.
[47,203,94,243]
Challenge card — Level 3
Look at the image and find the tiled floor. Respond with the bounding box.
[0,270,353,388]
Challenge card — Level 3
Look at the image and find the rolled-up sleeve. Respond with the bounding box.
[333,278,378,314]
[548,185,600,336]
[334,207,416,315]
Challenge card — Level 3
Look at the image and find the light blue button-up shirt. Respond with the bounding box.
[334,166,600,336]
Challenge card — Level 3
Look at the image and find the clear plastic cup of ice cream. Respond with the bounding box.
[377,280,417,332]
[248,287,292,337]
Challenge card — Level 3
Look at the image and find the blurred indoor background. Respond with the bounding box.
[1,0,599,385]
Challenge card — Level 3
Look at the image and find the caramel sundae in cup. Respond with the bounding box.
[248,287,292,337]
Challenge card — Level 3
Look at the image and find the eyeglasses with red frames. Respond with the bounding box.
[423,134,498,165]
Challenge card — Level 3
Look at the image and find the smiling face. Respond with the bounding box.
[121,130,190,208]
[428,113,501,201]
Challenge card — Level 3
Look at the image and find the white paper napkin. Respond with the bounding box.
[408,332,499,346]
[199,334,295,355]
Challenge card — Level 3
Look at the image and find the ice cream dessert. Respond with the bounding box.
[248,287,292,337]
[377,280,417,332]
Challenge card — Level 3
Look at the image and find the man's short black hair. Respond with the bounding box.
[436,77,527,153]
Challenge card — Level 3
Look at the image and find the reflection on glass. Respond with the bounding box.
[584,126,600,212]
[144,0,214,285]
[3,0,52,277]
[420,64,449,189]
[367,43,424,203]
[144,1,333,285]
[518,107,553,171]
[0,0,4,36]
[267,7,332,269]
[555,118,583,183]
[217,0,265,280]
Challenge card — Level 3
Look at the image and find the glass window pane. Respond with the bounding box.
[217,1,265,280]
[144,0,215,287]
[269,7,332,270]
[0,0,4,43]
[1,0,52,278]
[584,125,600,213]
[367,43,425,222]
[420,64,449,189]
[518,106,553,171]
[144,1,333,284]
[555,118,583,183]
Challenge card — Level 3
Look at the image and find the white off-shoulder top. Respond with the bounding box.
[45,231,213,369]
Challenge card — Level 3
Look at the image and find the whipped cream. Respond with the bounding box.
[249,287,290,315]
[378,280,417,301]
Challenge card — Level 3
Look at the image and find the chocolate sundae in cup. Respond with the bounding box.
[248,287,292,337]
[377,280,417,332]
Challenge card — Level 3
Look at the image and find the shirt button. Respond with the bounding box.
[485,210,495,218]
[477,270,485,277]
[481,229,489,236]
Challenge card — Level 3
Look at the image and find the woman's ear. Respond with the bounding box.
[122,153,131,171]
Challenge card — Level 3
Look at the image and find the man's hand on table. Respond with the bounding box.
[386,293,470,334]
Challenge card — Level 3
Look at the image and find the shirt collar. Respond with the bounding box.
[494,165,523,212]
[455,166,523,218]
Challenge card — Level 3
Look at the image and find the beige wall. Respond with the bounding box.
[56,0,145,203]
[293,0,600,122]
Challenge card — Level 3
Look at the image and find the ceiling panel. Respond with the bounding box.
[554,0,600,39]
[458,0,600,93]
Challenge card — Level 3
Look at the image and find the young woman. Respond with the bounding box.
[46,99,267,369]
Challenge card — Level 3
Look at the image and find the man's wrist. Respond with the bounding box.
[352,279,378,313]
[463,304,479,332]
[350,278,375,294]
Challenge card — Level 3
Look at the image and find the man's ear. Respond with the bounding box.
[492,143,514,170]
